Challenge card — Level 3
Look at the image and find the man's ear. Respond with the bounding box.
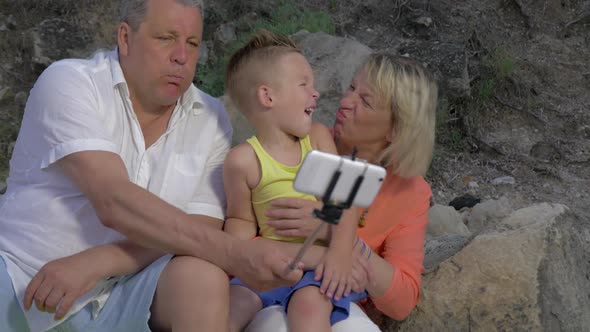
[117,22,131,56]
[256,85,274,108]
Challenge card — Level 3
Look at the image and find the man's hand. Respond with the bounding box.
[266,198,327,240]
[24,255,102,320]
[230,239,304,292]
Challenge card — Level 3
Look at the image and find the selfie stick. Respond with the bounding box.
[288,148,364,270]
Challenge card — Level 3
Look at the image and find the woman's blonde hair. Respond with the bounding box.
[364,54,438,177]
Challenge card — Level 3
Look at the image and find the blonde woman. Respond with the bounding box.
[246,54,438,331]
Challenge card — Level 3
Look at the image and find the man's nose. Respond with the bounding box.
[171,42,187,65]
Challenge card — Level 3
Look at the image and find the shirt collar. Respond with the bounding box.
[108,48,205,117]
[108,49,127,90]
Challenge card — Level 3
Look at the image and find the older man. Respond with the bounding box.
[0,0,302,331]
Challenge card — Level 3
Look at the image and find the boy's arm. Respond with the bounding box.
[310,122,358,250]
[310,123,358,299]
[223,144,258,240]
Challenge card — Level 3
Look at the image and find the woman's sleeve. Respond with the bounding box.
[370,194,430,320]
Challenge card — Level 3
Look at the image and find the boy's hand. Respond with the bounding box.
[314,247,353,301]
[24,255,103,320]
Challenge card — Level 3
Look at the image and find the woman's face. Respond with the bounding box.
[333,68,393,158]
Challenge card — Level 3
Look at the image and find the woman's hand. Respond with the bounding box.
[24,254,103,320]
[265,198,328,240]
[350,239,375,293]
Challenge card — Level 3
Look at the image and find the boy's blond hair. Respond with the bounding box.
[363,54,438,177]
[225,30,301,114]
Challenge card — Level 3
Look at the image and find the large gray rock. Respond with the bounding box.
[427,204,471,237]
[396,203,590,332]
[464,197,514,234]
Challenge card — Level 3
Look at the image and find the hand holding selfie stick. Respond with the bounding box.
[287,149,366,271]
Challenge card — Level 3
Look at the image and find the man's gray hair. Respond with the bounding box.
[120,0,205,30]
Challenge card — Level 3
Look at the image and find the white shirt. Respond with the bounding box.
[0,49,232,332]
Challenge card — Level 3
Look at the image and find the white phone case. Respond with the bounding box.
[294,150,386,207]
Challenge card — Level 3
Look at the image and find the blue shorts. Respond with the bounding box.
[231,270,368,325]
[0,254,172,332]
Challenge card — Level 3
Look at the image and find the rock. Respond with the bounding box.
[427,204,471,237]
[412,16,433,27]
[491,176,516,185]
[448,193,481,210]
[423,235,469,273]
[396,203,590,332]
[464,197,513,234]
[214,23,237,46]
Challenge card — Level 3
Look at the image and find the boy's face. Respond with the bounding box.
[271,53,320,138]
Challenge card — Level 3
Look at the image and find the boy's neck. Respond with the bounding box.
[255,127,304,166]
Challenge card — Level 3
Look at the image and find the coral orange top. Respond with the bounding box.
[356,170,431,320]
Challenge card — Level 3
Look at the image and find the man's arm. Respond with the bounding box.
[56,150,304,291]
[57,150,237,268]
[77,214,223,279]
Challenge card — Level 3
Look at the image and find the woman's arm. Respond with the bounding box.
[363,213,428,320]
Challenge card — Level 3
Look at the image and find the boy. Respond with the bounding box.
[223,30,366,332]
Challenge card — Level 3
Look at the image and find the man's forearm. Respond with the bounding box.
[260,239,326,270]
[96,181,235,272]
[78,241,163,278]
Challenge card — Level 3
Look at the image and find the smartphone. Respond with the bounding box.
[294,150,386,207]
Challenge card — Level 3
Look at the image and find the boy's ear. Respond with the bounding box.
[256,85,274,108]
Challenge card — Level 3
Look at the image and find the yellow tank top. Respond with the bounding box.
[247,135,317,243]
